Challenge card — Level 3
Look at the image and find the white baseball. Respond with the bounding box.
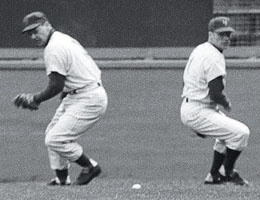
[132,184,141,189]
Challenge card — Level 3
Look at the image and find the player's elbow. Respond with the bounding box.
[48,72,65,94]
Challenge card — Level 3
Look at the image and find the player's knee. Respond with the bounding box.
[236,125,250,150]
[45,134,55,147]
[240,125,250,140]
[45,135,51,147]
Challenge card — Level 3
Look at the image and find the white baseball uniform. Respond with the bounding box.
[44,31,108,170]
[180,42,249,153]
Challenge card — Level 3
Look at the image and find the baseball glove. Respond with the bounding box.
[13,93,39,111]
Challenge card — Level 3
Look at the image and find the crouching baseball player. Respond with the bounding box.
[13,11,108,186]
[180,16,250,185]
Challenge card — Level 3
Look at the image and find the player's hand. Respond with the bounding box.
[13,93,39,111]
[224,102,231,112]
[60,92,68,100]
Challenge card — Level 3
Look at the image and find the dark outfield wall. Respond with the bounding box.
[1,0,212,47]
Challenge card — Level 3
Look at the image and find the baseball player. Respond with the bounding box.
[13,11,108,186]
[180,16,250,185]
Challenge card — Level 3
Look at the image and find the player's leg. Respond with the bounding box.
[45,112,102,185]
[211,140,226,174]
[74,155,102,185]
[45,103,71,185]
[213,140,249,185]
[181,102,226,184]
[181,102,250,185]
[45,93,107,185]
[68,97,107,185]
[198,110,250,185]
[46,148,71,186]
[205,146,226,184]
[45,100,102,185]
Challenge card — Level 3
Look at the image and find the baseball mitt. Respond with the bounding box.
[13,93,39,111]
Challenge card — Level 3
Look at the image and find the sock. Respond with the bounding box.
[75,153,93,168]
[210,150,225,175]
[55,169,68,183]
[223,148,241,176]
[89,158,98,167]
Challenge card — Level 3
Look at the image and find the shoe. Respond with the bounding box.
[226,171,249,186]
[47,176,71,186]
[204,172,226,184]
[73,165,102,185]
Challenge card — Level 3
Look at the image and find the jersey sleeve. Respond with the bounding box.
[205,57,226,83]
[44,47,68,76]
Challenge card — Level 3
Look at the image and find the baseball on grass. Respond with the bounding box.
[132,184,141,189]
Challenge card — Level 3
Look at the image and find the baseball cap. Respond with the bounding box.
[208,16,235,33]
[22,11,48,33]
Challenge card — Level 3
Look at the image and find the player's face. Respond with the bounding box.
[209,31,232,50]
[27,23,51,46]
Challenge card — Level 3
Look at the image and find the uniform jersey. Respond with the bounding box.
[180,41,249,152]
[44,31,101,92]
[44,31,108,171]
[182,42,226,103]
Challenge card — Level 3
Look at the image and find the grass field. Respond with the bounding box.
[0,68,260,199]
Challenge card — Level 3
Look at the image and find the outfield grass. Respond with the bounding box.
[0,68,259,199]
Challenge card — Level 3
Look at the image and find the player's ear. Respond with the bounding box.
[208,31,214,42]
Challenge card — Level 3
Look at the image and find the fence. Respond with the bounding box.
[214,0,260,46]
[1,0,212,48]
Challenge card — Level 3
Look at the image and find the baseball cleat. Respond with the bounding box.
[47,176,71,186]
[73,165,102,185]
[204,172,226,185]
[226,171,249,186]
[219,165,249,186]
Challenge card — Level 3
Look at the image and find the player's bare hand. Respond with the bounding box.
[224,102,231,112]
[13,93,39,111]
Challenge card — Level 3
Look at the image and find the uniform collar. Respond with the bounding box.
[208,42,223,53]
[44,28,55,47]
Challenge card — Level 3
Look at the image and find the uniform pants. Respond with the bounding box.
[180,99,250,153]
[45,86,108,170]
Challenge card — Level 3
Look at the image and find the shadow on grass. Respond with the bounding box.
[0,175,39,183]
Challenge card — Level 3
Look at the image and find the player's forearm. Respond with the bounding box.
[33,72,65,104]
[33,84,63,104]
[209,93,230,108]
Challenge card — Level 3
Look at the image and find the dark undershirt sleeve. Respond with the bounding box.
[33,72,65,104]
[208,76,230,108]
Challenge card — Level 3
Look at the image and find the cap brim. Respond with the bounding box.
[215,27,235,33]
[22,23,41,33]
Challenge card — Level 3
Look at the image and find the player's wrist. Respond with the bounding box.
[33,93,41,105]
[222,96,230,108]
[223,100,231,112]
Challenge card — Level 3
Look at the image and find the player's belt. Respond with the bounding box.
[184,98,200,103]
[66,82,101,95]
[184,97,216,107]
[185,98,194,103]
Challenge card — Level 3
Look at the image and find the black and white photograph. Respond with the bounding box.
[0,0,259,199]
